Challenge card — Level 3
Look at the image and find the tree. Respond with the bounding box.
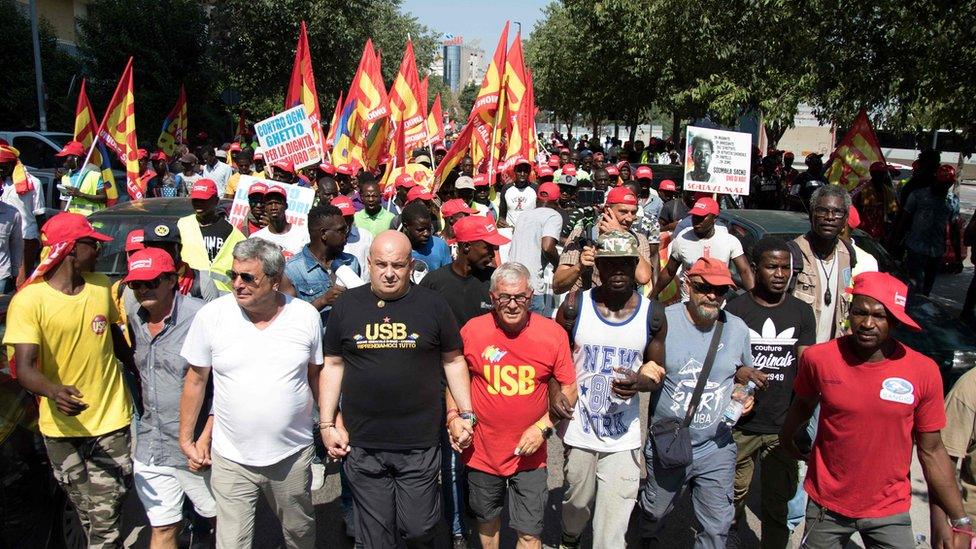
[456,81,479,120]
[0,0,79,130]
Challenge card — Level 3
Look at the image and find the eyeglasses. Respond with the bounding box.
[689,280,729,296]
[494,293,530,305]
[129,278,163,291]
[229,271,264,286]
[812,207,847,219]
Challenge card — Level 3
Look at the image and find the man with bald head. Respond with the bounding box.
[320,230,475,548]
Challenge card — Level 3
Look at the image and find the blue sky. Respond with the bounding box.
[401,0,551,52]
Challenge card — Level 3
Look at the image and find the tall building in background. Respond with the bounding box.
[441,35,485,93]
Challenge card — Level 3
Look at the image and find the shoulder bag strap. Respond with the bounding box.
[681,314,725,428]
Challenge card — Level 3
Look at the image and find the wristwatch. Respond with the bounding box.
[459,411,478,428]
[950,516,973,528]
[535,421,554,439]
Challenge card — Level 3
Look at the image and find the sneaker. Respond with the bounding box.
[311,463,325,491]
[560,532,581,549]
[452,534,467,549]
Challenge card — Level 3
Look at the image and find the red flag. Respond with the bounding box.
[285,21,325,159]
[73,79,119,206]
[325,91,343,148]
[234,110,246,141]
[419,75,429,119]
[501,31,529,170]
[434,117,475,191]
[471,22,509,125]
[97,57,141,200]
[333,39,390,169]
[825,109,886,191]
[426,94,445,147]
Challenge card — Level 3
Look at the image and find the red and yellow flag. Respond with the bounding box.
[387,40,427,168]
[825,109,886,191]
[434,117,475,191]
[333,39,390,169]
[156,84,187,156]
[501,32,529,170]
[471,22,509,125]
[419,75,429,119]
[285,21,325,159]
[97,58,141,200]
[325,91,343,149]
[525,69,538,161]
[73,78,118,205]
[426,93,445,147]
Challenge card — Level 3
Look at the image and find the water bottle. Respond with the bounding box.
[722,381,757,426]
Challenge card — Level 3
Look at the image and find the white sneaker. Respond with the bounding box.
[311,463,326,491]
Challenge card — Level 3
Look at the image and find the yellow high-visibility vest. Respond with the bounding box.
[63,168,105,216]
[177,215,245,292]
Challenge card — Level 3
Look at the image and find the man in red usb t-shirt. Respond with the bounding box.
[447,261,577,549]
[780,272,971,548]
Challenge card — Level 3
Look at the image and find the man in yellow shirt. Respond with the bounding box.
[4,212,134,549]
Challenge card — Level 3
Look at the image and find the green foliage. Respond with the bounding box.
[457,81,479,120]
[0,0,79,130]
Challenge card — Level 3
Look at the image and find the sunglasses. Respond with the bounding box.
[129,278,163,291]
[229,271,263,286]
[689,280,729,296]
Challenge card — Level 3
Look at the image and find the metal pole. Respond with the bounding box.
[29,0,47,131]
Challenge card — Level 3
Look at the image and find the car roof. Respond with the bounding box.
[718,209,810,234]
[88,198,195,219]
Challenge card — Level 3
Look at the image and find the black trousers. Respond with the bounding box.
[344,445,448,549]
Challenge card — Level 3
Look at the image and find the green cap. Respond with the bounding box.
[596,230,640,258]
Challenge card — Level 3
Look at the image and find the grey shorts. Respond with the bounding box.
[467,467,547,536]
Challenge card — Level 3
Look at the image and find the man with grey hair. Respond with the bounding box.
[179,237,324,548]
[448,260,577,549]
[320,230,474,548]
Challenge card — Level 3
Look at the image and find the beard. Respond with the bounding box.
[694,300,721,320]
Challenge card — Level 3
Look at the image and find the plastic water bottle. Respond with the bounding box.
[722,381,757,426]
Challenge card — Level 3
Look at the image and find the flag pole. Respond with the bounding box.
[487,74,508,188]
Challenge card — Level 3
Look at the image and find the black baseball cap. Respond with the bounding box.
[143,221,181,243]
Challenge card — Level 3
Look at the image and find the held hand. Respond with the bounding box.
[514,425,545,456]
[63,186,79,198]
[580,246,596,268]
[611,367,640,399]
[181,438,207,471]
[448,417,474,452]
[323,285,346,306]
[735,366,768,390]
[932,516,955,549]
[953,527,974,549]
[548,389,574,420]
[52,385,87,416]
[190,435,212,471]
[636,361,666,390]
[322,424,351,460]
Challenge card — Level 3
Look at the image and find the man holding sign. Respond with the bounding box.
[250,185,309,258]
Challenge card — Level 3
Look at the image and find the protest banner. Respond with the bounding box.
[227,175,316,231]
[254,105,322,169]
[683,126,751,196]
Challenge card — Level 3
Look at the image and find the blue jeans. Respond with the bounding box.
[441,430,466,536]
[530,294,552,318]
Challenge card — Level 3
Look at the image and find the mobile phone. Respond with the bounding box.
[577,189,605,207]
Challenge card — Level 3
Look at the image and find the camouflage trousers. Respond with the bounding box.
[44,427,132,549]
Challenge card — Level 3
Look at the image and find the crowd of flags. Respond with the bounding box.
[64,19,889,204]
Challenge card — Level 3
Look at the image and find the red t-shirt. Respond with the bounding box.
[793,337,946,518]
[461,312,576,477]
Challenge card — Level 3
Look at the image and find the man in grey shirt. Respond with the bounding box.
[639,257,753,549]
[123,247,216,547]
[508,182,563,316]
[0,200,22,292]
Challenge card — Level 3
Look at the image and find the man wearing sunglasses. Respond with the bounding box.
[179,238,323,548]
[638,257,753,549]
[123,248,217,548]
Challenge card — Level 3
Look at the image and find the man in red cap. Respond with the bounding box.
[57,140,109,215]
[498,157,537,228]
[383,172,417,216]
[270,160,300,186]
[222,148,257,199]
[240,182,268,236]
[780,271,971,548]
[508,182,564,316]
[5,212,135,548]
[177,179,246,292]
[638,257,753,548]
[555,185,654,294]
[0,142,44,273]
[250,184,308,258]
[892,164,957,296]
[651,196,753,301]
[332,194,374,270]
[439,198,477,244]
[334,164,363,211]
[147,150,182,198]
[400,201,452,282]
[841,205,879,276]
[471,174,498,221]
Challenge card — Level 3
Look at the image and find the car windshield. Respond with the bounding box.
[88,217,153,277]
[46,134,73,150]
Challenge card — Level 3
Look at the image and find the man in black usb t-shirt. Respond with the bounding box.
[320,229,474,549]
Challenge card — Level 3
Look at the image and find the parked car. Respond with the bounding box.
[715,209,976,390]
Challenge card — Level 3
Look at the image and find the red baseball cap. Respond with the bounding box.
[593,152,604,161]
[336,164,355,177]
[605,165,619,177]
[150,150,169,161]
[124,247,177,283]
[635,166,653,180]
[869,161,889,174]
[659,179,677,192]
[848,206,861,229]
[453,215,510,245]
[686,257,736,288]
[473,174,490,187]
[691,197,720,216]
[538,182,560,200]
[548,154,560,168]
[272,160,295,174]
[407,186,433,203]
[247,182,268,197]
[125,229,145,252]
[514,156,532,168]
[784,151,795,159]
[136,148,149,160]
[41,212,112,247]
[434,144,448,153]
[537,166,554,178]
[441,198,477,217]
[253,148,265,160]
[189,179,218,200]
[395,173,417,189]
[331,196,356,216]
[56,140,86,158]
[265,184,288,200]
[848,271,920,331]
[229,142,242,152]
[561,164,577,177]
[937,164,957,183]
[319,162,337,176]
[606,186,638,206]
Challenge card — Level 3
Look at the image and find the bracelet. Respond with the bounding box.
[317,421,335,429]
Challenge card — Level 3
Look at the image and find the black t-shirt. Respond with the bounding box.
[198,218,234,262]
[419,265,493,327]
[659,199,689,227]
[323,284,462,449]
[724,292,816,434]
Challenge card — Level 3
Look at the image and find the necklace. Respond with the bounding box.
[814,251,835,306]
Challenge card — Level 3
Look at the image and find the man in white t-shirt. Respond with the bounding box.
[508,182,563,316]
[179,237,322,549]
[250,185,309,259]
[498,157,537,228]
[650,197,754,301]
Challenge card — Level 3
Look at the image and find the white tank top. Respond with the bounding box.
[561,289,651,452]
